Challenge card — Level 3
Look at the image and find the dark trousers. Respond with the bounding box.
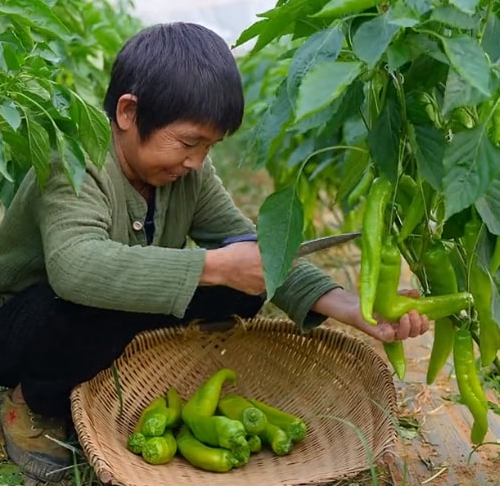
[0,283,263,418]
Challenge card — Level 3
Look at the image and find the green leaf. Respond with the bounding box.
[407,124,446,191]
[0,130,13,182]
[25,117,50,186]
[0,101,21,130]
[337,142,370,201]
[482,12,500,65]
[0,0,71,41]
[92,26,123,54]
[406,34,448,64]
[287,27,344,99]
[287,137,315,167]
[443,125,500,219]
[24,79,52,102]
[0,41,21,70]
[74,98,110,168]
[313,0,378,18]
[352,14,400,68]
[430,6,476,30]
[55,129,86,194]
[252,81,293,169]
[323,79,365,133]
[293,78,363,133]
[257,185,304,300]
[442,36,492,97]
[387,37,413,72]
[367,95,402,182]
[475,177,500,236]
[252,15,295,54]
[387,2,421,27]
[233,19,268,47]
[449,0,480,14]
[406,0,433,16]
[244,0,331,53]
[51,88,72,120]
[442,69,486,115]
[295,61,362,121]
[0,43,6,71]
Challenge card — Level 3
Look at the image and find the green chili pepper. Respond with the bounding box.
[453,328,489,444]
[463,220,500,366]
[383,341,406,380]
[141,429,177,465]
[134,387,183,437]
[454,107,475,129]
[139,388,183,436]
[165,386,183,428]
[395,174,418,213]
[249,398,307,443]
[489,235,500,275]
[140,398,170,437]
[422,242,458,384]
[182,368,237,422]
[176,425,239,473]
[373,237,473,323]
[246,435,262,453]
[184,415,249,462]
[347,168,373,207]
[492,104,500,146]
[133,396,167,434]
[218,393,268,435]
[314,0,380,18]
[126,432,146,455]
[398,181,432,242]
[360,176,393,325]
[258,422,292,456]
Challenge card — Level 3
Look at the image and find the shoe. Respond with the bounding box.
[0,392,71,483]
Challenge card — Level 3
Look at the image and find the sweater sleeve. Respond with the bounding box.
[271,260,342,330]
[33,168,206,317]
[188,159,256,247]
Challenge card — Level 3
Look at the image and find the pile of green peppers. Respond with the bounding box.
[126,368,307,472]
[358,175,495,444]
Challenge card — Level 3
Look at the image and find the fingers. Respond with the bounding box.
[351,319,396,342]
[392,310,431,341]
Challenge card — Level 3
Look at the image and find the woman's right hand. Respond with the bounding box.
[201,242,266,295]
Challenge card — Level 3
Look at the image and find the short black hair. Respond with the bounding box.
[103,23,244,140]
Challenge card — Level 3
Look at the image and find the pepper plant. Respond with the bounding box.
[237,0,500,443]
[0,0,142,206]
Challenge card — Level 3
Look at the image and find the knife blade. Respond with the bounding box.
[296,232,362,257]
[221,231,361,256]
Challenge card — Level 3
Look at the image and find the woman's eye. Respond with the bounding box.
[181,141,197,148]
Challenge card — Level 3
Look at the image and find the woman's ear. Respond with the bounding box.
[115,94,138,131]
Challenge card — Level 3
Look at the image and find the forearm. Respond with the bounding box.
[311,287,364,327]
[200,249,226,286]
[46,239,207,316]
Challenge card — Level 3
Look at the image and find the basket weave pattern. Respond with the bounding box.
[71,318,397,486]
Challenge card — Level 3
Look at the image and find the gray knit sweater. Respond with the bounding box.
[0,151,339,328]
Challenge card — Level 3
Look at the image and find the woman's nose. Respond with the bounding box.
[183,147,210,170]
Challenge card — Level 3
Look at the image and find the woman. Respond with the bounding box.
[0,23,429,482]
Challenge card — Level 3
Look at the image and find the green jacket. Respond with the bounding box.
[0,151,339,328]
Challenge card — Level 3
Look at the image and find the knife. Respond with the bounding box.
[221,231,361,256]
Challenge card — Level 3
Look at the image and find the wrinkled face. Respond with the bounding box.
[112,95,224,187]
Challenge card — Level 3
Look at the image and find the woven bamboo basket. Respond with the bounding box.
[70,318,397,486]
